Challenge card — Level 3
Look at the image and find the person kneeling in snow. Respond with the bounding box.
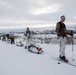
[9,34,15,44]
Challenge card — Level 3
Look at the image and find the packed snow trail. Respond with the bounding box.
[0,41,76,75]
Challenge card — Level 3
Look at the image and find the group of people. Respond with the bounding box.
[1,15,73,61]
[25,15,73,62]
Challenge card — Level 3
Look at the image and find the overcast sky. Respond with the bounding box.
[0,0,76,29]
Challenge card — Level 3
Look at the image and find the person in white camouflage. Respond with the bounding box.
[56,15,73,62]
[24,27,31,49]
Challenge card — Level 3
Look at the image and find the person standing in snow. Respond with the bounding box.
[10,33,15,44]
[56,15,73,62]
[24,27,31,49]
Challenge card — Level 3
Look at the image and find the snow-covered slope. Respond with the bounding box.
[0,41,76,75]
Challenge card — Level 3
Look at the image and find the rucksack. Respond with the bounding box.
[56,21,66,37]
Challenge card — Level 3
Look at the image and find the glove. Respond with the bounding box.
[24,34,27,36]
[71,33,73,37]
[57,33,61,37]
[68,30,73,37]
[28,36,30,38]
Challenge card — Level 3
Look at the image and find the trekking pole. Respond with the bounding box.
[71,31,74,61]
[72,37,74,61]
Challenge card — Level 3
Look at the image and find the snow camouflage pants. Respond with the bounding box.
[26,38,31,47]
[26,37,36,47]
[59,37,66,56]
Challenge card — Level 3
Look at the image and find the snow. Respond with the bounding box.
[0,40,76,75]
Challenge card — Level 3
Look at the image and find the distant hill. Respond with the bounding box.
[0,25,76,33]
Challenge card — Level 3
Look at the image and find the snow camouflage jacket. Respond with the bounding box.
[25,29,31,38]
[56,21,68,37]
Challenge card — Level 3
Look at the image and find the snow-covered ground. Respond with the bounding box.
[0,40,76,75]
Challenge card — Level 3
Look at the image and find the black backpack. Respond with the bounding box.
[57,22,66,37]
[58,22,66,33]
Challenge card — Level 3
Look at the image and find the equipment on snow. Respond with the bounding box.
[27,45,43,54]
[51,56,76,67]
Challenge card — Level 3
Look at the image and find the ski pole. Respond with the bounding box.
[71,31,74,61]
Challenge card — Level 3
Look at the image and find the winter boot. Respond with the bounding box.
[25,46,27,49]
[59,55,68,62]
